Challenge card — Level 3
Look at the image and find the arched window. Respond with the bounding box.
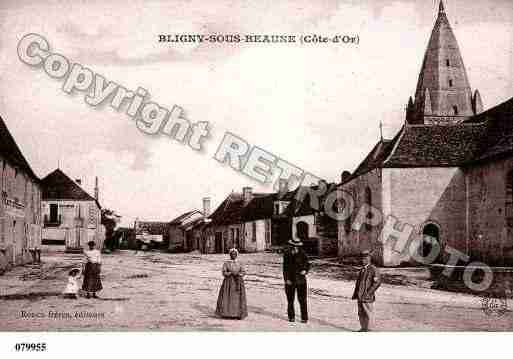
[446,59,450,67]
[453,105,458,115]
[449,79,453,87]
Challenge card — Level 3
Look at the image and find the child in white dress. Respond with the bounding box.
[63,268,81,299]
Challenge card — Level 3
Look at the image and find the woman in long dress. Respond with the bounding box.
[82,241,103,299]
[215,248,248,319]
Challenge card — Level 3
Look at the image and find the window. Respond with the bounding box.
[296,221,309,240]
[449,79,453,87]
[453,105,458,115]
[446,59,450,67]
[252,222,256,242]
[265,219,271,244]
[274,203,280,215]
[364,187,372,231]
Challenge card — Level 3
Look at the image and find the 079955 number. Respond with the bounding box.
[14,343,47,352]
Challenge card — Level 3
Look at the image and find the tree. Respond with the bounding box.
[101,209,121,251]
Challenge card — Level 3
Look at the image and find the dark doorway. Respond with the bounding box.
[215,232,223,253]
[49,203,58,223]
[422,223,440,263]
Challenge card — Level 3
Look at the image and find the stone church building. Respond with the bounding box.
[338,1,513,267]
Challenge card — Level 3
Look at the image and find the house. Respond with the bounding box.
[168,197,211,252]
[0,114,42,270]
[40,169,104,253]
[205,188,270,253]
[338,1,513,267]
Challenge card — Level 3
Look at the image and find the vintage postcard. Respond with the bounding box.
[0,0,513,352]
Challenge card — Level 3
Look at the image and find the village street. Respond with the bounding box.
[0,251,512,331]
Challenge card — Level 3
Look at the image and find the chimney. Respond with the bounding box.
[278,178,289,195]
[75,179,82,186]
[202,197,211,218]
[94,176,99,201]
[242,187,253,204]
[341,171,351,184]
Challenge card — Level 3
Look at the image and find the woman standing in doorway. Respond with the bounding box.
[215,248,248,319]
[82,241,103,299]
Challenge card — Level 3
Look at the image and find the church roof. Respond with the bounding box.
[0,114,39,181]
[345,96,512,181]
[383,123,487,167]
[408,0,476,123]
[41,169,99,207]
[465,97,513,162]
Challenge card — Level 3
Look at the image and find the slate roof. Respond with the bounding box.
[0,115,39,181]
[41,169,100,208]
[383,123,487,167]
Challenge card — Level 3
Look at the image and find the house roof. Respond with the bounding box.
[209,192,268,226]
[241,193,276,222]
[169,210,202,225]
[0,115,39,181]
[41,169,100,207]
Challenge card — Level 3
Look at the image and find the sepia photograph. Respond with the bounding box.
[0,0,512,356]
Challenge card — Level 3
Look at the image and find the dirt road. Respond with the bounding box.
[0,251,511,331]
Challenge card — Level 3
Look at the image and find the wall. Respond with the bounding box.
[243,219,270,252]
[382,167,466,266]
[0,157,42,266]
[338,168,383,264]
[168,225,185,252]
[465,157,513,265]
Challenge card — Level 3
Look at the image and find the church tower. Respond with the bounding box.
[406,1,483,125]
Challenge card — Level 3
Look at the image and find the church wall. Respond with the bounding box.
[383,167,467,266]
[465,156,513,265]
[338,168,384,265]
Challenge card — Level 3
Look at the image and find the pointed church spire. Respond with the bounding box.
[439,0,445,14]
[406,0,483,125]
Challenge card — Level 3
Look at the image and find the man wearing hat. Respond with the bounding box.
[283,226,310,323]
[352,250,381,331]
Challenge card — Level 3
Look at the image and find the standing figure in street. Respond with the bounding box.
[215,248,248,319]
[63,268,81,299]
[283,234,310,323]
[82,241,103,299]
[352,250,381,331]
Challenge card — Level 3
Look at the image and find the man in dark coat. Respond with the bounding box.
[352,250,381,331]
[283,235,310,323]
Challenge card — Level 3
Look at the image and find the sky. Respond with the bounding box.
[0,0,512,226]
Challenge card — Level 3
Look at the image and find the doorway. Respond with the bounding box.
[422,223,440,263]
